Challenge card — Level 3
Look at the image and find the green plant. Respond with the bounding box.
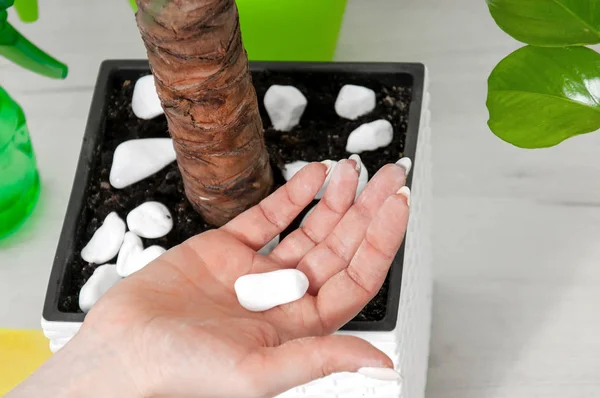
[135,0,273,226]
[486,0,600,148]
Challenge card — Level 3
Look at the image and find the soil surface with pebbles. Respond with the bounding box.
[60,69,412,324]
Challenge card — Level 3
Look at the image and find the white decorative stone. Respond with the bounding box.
[116,231,143,275]
[281,160,309,181]
[346,119,394,154]
[356,161,369,200]
[258,235,280,256]
[315,160,337,200]
[335,84,376,120]
[126,201,173,239]
[118,245,166,277]
[264,85,308,131]
[132,75,164,120]
[81,212,126,264]
[79,264,122,313]
[234,269,309,312]
[109,138,176,189]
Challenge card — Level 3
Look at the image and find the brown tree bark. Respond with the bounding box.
[135,0,273,226]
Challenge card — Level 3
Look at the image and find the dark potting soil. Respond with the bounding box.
[59,69,412,324]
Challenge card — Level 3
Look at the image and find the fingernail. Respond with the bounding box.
[321,160,335,175]
[349,154,362,174]
[397,186,410,206]
[396,157,412,176]
[357,367,402,381]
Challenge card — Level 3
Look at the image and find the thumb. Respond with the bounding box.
[242,335,401,397]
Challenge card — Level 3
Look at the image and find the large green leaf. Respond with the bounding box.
[487,46,600,148]
[487,0,600,46]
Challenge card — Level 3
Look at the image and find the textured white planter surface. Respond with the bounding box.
[41,318,81,353]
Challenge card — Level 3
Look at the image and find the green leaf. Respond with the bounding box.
[487,0,600,46]
[487,46,600,148]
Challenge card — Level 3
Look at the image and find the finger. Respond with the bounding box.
[240,335,398,397]
[268,159,359,268]
[262,188,409,340]
[221,162,327,250]
[316,189,410,332]
[298,161,408,295]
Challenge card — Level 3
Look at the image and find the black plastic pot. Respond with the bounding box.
[43,60,425,332]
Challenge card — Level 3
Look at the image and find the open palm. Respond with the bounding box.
[81,159,410,398]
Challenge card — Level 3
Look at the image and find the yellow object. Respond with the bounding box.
[0,328,51,395]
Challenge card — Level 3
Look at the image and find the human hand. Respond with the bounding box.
[10,158,410,398]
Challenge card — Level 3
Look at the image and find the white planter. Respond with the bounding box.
[41,318,80,353]
[42,61,432,398]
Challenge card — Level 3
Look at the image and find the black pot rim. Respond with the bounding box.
[43,60,425,332]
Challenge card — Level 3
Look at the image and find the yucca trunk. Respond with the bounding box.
[135,0,273,226]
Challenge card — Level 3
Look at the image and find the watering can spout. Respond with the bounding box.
[0,0,68,79]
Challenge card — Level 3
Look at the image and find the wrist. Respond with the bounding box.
[8,328,144,398]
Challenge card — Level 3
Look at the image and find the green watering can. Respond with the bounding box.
[0,0,67,238]
[0,0,67,78]
[129,0,347,61]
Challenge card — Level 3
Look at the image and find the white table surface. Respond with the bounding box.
[2,1,600,397]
